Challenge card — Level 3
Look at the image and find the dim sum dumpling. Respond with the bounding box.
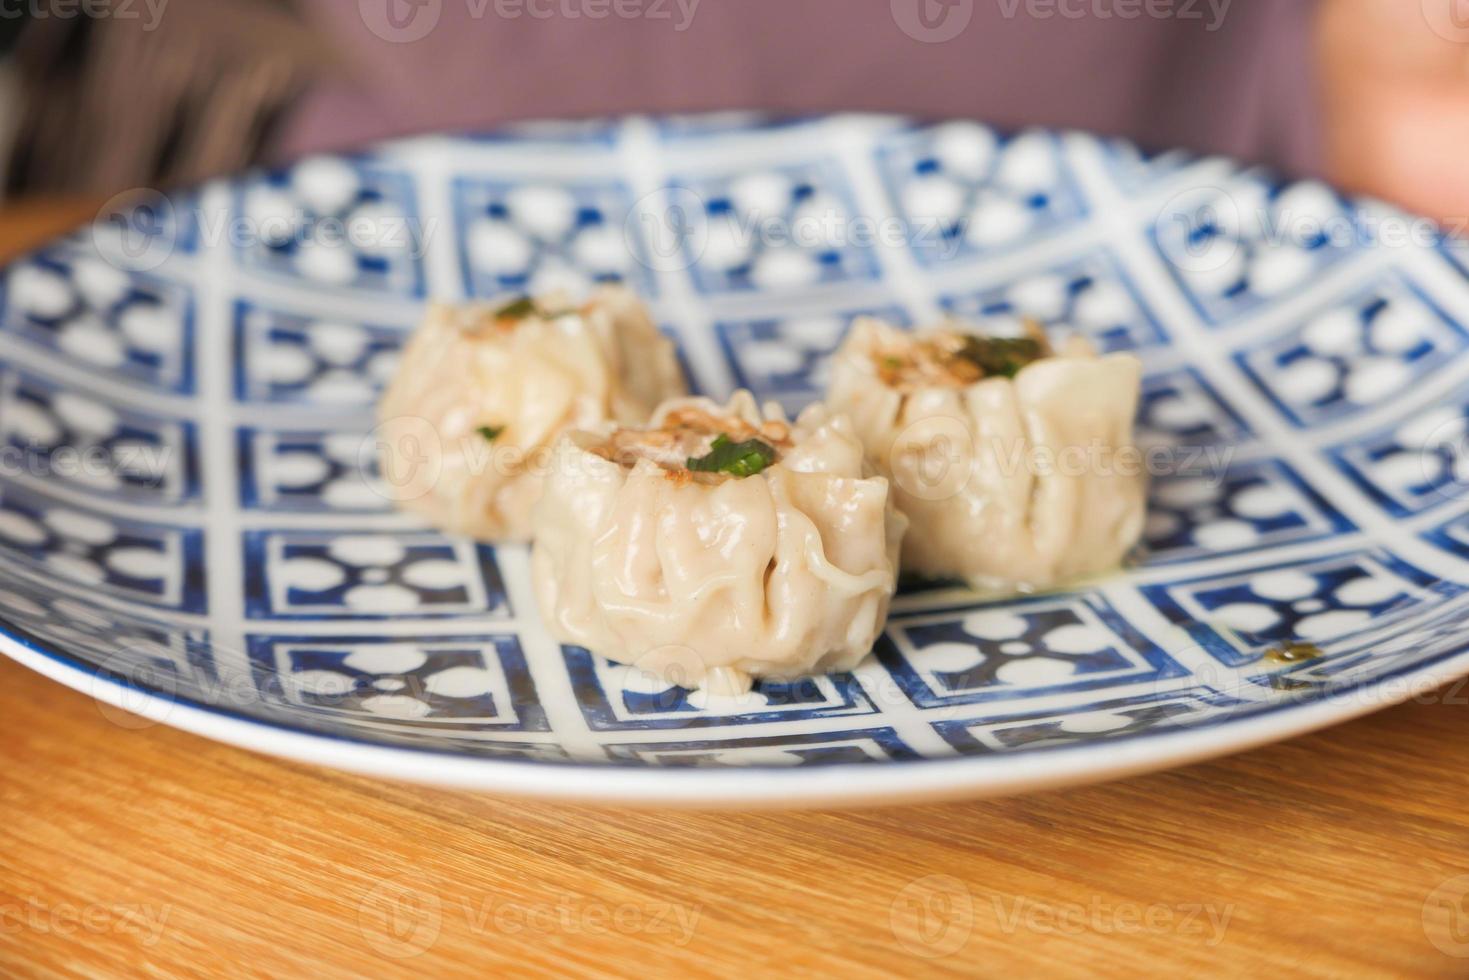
[826,317,1145,593]
[375,287,686,541]
[531,392,907,695]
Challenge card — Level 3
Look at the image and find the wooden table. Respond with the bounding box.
[2,202,1469,978]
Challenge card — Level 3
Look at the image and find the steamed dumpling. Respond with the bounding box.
[375,287,686,541]
[531,391,907,695]
[826,317,1145,593]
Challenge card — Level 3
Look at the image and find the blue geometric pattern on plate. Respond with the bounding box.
[1259,588,1469,692]
[1144,458,1354,564]
[672,160,880,294]
[1328,395,1469,517]
[659,327,705,397]
[1141,550,1462,667]
[1441,237,1469,278]
[82,189,200,264]
[242,531,508,620]
[1096,140,1196,195]
[941,248,1167,353]
[1423,510,1469,561]
[876,123,1086,266]
[601,728,919,767]
[1137,367,1254,450]
[715,305,909,410]
[231,299,406,406]
[236,427,384,513]
[0,570,215,687]
[234,157,425,296]
[0,248,195,393]
[878,594,1187,708]
[0,367,199,504]
[563,644,881,731]
[0,482,206,613]
[932,686,1257,754]
[1150,175,1358,326]
[1233,272,1466,428]
[248,634,546,731]
[2,115,1469,801]
[453,175,651,298]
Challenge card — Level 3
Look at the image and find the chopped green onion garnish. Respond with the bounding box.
[493,296,537,320]
[476,425,504,442]
[953,335,1045,378]
[686,433,776,478]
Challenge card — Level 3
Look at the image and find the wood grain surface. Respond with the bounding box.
[2,203,1469,979]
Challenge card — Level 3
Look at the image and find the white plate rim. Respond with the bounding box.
[8,625,1467,808]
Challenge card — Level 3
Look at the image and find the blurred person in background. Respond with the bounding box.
[0,0,1465,222]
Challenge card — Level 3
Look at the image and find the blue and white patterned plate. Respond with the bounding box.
[5,114,1469,807]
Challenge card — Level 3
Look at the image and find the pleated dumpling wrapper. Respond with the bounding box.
[531,392,908,696]
[375,288,686,541]
[826,317,1146,593]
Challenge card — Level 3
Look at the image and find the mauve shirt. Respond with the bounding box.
[275,0,1321,176]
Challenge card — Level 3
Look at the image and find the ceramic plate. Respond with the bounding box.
[4,114,1469,807]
